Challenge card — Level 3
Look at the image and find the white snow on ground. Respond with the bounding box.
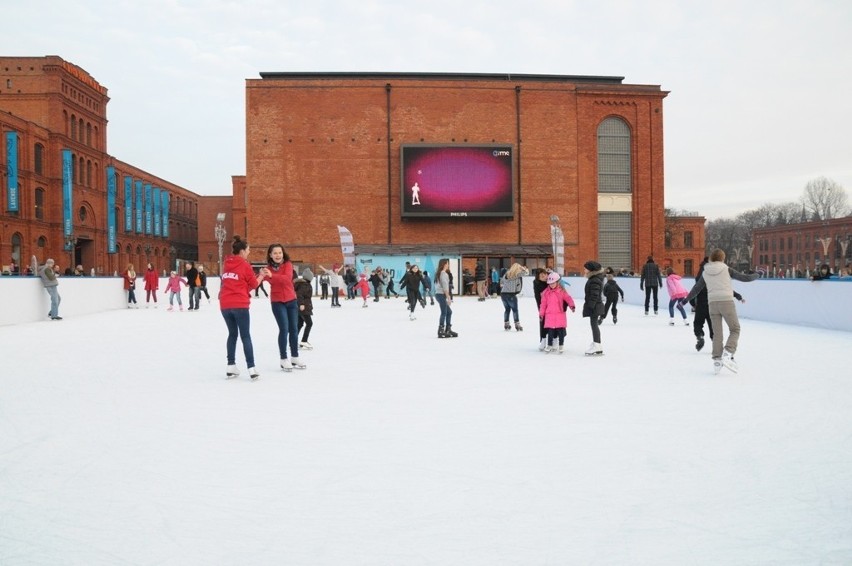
[2,293,851,565]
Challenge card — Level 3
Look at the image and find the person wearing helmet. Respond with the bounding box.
[538,271,576,353]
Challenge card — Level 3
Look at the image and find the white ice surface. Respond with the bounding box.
[2,294,851,565]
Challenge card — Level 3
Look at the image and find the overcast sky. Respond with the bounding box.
[6,0,851,220]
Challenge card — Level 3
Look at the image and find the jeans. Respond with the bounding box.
[271,300,300,359]
[501,293,519,323]
[330,287,340,306]
[221,308,254,366]
[45,285,61,317]
[435,294,452,327]
[668,297,687,318]
[189,287,201,309]
[169,291,183,306]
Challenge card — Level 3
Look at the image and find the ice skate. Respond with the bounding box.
[713,359,723,375]
[444,325,458,338]
[514,322,523,332]
[669,319,675,326]
[504,321,511,331]
[538,337,547,351]
[684,320,690,326]
[585,342,603,356]
[280,358,293,372]
[299,341,313,350]
[721,351,738,373]
[249,367,259,381]
[696,337,705,351]
[558,345,564,354]
[226,365,240,379]
[291,357,307,369]
[409,312,416,321]
[543,344,553,353]
[613,315,618,324]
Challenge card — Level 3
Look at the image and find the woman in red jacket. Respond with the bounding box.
[261,243,305,372]
[143,262,159,308]
[220,235,266,380]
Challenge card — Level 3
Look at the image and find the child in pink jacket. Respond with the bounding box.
[538,272,576,353]
[162,271,188,311]
[353,273,371,307]
[665,267,690,326]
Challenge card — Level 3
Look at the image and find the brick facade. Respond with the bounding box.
[0,56,200,276]
[663,215,706,277]
[752,217,852,276]
[243,73,668,274]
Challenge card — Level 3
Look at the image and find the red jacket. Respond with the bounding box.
[219,255,259,309]
[123,270,137,290]
[144,268,159,291]
[266,261,296,303]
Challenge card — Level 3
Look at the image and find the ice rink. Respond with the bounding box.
[2,292,851,565]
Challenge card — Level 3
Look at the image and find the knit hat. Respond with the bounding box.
[546,272,561,285]
[584,261,601,271]
[301,268,314,282]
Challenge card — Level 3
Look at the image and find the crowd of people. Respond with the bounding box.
[29,248,850,377]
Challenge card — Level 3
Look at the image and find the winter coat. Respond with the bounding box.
[198,271,208,287]
[582,270,606,318]
[266,260,297,303]
[640,260,662,289]
[474,263,487,282]
[533,276,548,308]
[38,265,58,288]
[219,255,259,309]
[294,278,314,316]
[603,278,624,300]
[185,267,199,288]
[144,268,159,291]
[685,262,757,304]
[665,273,688,300]
[162,275,187,293]
[123,270,136,290]
[538,286,576,329]
[353,277,370,298]
[401,270,423,294]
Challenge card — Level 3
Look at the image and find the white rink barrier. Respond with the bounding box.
[0,275,850,332]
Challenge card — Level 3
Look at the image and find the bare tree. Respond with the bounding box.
[801,177,850,220]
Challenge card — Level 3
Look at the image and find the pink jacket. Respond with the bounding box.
[666,274,688,300]
[163,275,188,293]
[538,286,576,329]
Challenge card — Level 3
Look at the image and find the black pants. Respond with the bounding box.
[693,300,714,339]
[602,296,619,319]
[589,315,601,343]
[320,284,328,300]
[298,312,313,342]
[644,286,659,313]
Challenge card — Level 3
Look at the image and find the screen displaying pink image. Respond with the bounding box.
[401,145,514,218]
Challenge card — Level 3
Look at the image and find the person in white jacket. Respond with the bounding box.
[685,249,758,374]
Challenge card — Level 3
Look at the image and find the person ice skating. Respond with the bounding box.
[538,271,576,353]
[318,263,344,307]
[197,264,210,304]
[162,271,188,311]
[532,268,550,350]
[384,268,400,298]
[411,182,421,205]
[640,255,663,315]
[500,263,529,331]
[582,261,605,355]
[600,267,624,325]
[185,262,200,310]
[369,268,383,302]
[434,258,457,338]
[401,264,424,320]
[123,264,138,308]
[262,243,304,371]
[144,262,159,307]
[319,270,329,300]
[690,257,745,352]
[810,263,834,281]
[352,272,371,307]
[665,266,690,326]
[39,258,62,320]
[474,261,488,301]
[295,268,315,350]
[685,248,758,374]
[421,270,434,305]
[220,235,266,380]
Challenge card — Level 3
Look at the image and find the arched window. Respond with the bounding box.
[35,188,45,220]
[34,143,45,175]
[597,117,633,271]
[11,233,23,265]
[86,123,92,146]
[70,114,77,139]
[86,160,92,186]
[78,118,84,142]
[63,111,69,137]
[78,156,84,184]
[597,117,631,193]
[94,126,99,149]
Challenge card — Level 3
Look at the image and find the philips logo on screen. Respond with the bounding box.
[450,212,469,217]
[492,150,510,157]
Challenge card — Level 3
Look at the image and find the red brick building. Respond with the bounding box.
[752,217,852,276]
[663,214,706,277]
[242,72,668,274]
[0,56,200,276]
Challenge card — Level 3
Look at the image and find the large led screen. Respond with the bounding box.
[401,145,514,218]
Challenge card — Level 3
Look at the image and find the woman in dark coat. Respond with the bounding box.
[582,261,605,355]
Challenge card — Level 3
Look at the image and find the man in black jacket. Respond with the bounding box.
[639,255,662,315]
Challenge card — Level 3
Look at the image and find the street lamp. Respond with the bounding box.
[550,215,564,274]
[215,212,227,277]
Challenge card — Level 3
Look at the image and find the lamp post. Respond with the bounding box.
[64,234,77,273]
[549,215,564,275]
[215,213,227,277]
